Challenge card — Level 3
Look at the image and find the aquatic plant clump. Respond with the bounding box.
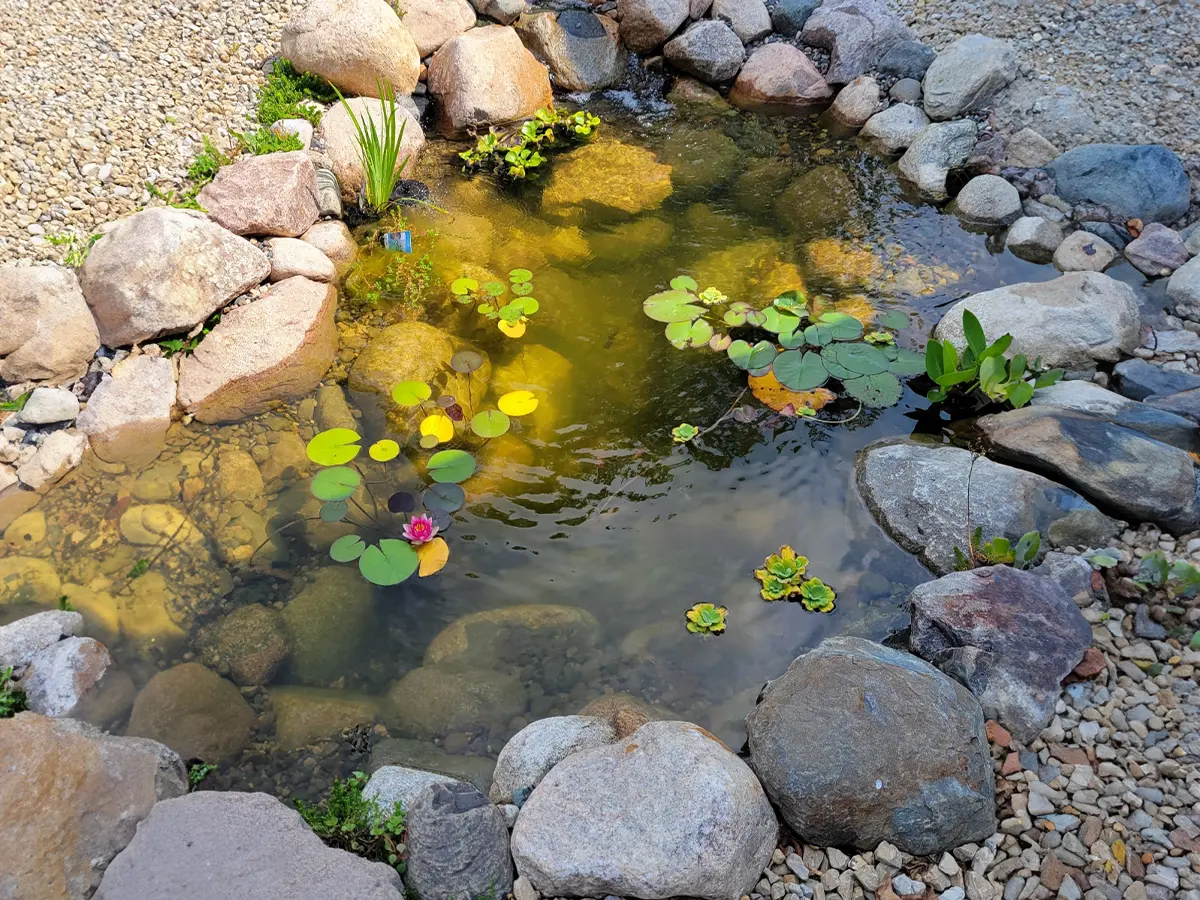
[296,771,407,874]
[753,546,836,612]
[452,268,539,338]
[459,107,601,181]
[335,79,410,215]
[685,602,728,636]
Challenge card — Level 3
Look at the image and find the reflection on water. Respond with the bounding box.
[0,98,1055,793]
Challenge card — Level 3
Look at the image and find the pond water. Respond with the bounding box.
[4,97,1063,794]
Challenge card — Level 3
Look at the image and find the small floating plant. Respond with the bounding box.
[452,267,539,338]
[754,546,836,613]
[685,602,728,637]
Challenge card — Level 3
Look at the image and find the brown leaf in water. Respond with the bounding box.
[749,370,836,414]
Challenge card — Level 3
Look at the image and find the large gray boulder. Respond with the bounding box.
[908,566,1092,742]
[515,11,624,92]
[489,715,618,804]
[663,20,745,85]
[979,406,1200,533]
[511,721,777,900]
[365,765,455,815]
[860,103,929,155]
[932,272,1140,370]
[0,265,100,384]
[1047,144,1190,225]
[0,609,82,669]
[897,120,978,200]
[406,781,512,900]
[922,35,1017,120]
[95,790,404,900]
[1031,380,1200,453]
[746,637,995,855]
[952,174,1022,228]
[800,0,913,85]
[1005,216,1064,264]
[711,0,770,43]
[856,440,1101,575]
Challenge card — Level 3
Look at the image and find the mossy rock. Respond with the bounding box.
[269,685,383,750]
[348,321,491,413]
[660,127,743,193]
[774,165,861,238]
[423,603,601,670]
[386,665,528,739]
[588,218,674,264]
[542,138,673,220]
[0,556,60,606]
[732,157,795,218]
[197,604,292,686]
[281,566,376,687]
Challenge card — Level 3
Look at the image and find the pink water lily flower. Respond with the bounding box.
[403,513,439,546]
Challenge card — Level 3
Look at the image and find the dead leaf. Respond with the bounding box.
[416,537,449,577]
[749,370,836,414]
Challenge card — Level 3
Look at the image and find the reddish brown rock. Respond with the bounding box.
[730,44,832,113]
[1070,646,1107,680]
[1000,751,1021,775]
[985,719,1012,748]
[197,151,321,238]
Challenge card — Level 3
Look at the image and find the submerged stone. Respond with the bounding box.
[269,685,384,749]
[542,138,673,219]
[387,665,528,739]
[281,567,375,686]
[126,662,255,761]
[774,166,859,237]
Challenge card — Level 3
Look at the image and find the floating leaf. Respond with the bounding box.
[359,538,419,585]
[450,277,478,296]
[388,491,417,513]
[761,307,801,335]
[670,274,699,292]
[306,428,362,466]
[822,342,889,376]
[310,466,361,502]
[498,390,539,417]
[437,394,457,408]
[779,330,806,350]
[481,280,506,296]
[450,350,484,374]
[430,508,453,531]
[498,319,527,338]
[803,324,833,346]
[391,381,432,407]
[320,500,348,522]
[689,319,714,347]
[427,449,477,483]
[471,409,510,438]
[749,370,836,414]
[748,341,777,369]
[416,537,450,577]
[509,268,533,284]
[877,309,909,330]
[843,372,903,406]
[369,439,400,462]
[732,405,759,423]
[330,534,366,562]
[772,350,829,392]
[445,403,465,422]
[745,310,767,328]
[818,311,865,341]
[799,577,836,613]
[698,286,727,305]
[643,290,705,324]
[419,434,440,449]
[477,303,498,319]
[864,331,895,345]
[420,414,455,444]
[665,320,692,348]
[723,309,747,327]
[773,290,807,314]
[672,423,700,443]
[512,296,539,315]
[709,333,733,352]
[424,482,466,513]
[511,282,534,296]
[886,348,926,376]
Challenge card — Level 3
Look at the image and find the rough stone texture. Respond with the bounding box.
[856,440,1099,575]
[470,0,524,25]
[1005,216,1063,263]
[22,635,121,719]
[979,406,1200,533]
[542,138,675,217]
[197,152,320,238]
[1124,222,1189,278]
[266,237,336,282]
[301,220,358,275]
[282,567,375,687]
[512,721,777,900]
[17,386,80,424]
[578,692,674,738]
[79,208,270,347]
[0,712,186,900]
[711,0,770,43]
[1147,388,1200,423]
[365,765,455,815]
[76,355,176,467]
[1005,127,1060,167]
[1168,255,1200,320]
[1052,229,1117,272]
[952,174,1022,228]
[0,609,82,669]
[877,39,935,79]
[370,738,497,793]
[94,790,405,900]
[177,277,336,424]
[406,781,513,900]
[770,0,821,36]
[0,265,100,384]
[859,103,929,154]
[616,0,688,53]
[126,662,256,760]
[932,272,1140,370]
[319,98,426,203]
[489,715,618,804]
[269,686,383,749]
[0,556,63,606]
[800,0,913,84]
[908,566,1092,742]
[427,26,554,138]
[897,120,978,200]
[831,75,884,127]
[280,0,420,98]
[922,34,1017,120]
[197,604,291,686]
[1030,379,1200,453]
[16,429,88,491]
[1113,357,1200,402]
[348,320,490,409]
[663,20,745,85]
[388,665,527,739]
[394,0,475,56]
[1046,144,1190,224]
[516,11,624,92]
[729,43,832,112]
[747,637,995,855]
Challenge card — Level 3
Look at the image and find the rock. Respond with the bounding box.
[542,138,673,217]
[301,221,358,275]
[126,662,256,760]
[387,665,527,738]
[908,567,1091,742]
[1145,388,1200,423]
[578,692,673,738]
[711,0,770,42]
[394,0,475,56]
[1113,357,1200,401]
[118,503,203,547]
[932,272,1140,369]
[76,355,176,467]
[427,26,553,138]
[17,386,80,425]
[1168,255,1200,319]
[1047,144,1190,224]
[271,118,314,150]
[79,208,269,347]
[889,77,922,103]
[197,604,291,686]
[16,429,88,490]
[860,103,930,154]
[177,277,336,424]
[800,0,913,84]
[1005,128,1060,168]
[855,441,1099,575]
[197,152,320,238]
[773,166,859,238]
[0,265,99,384]
[992,81,1097,149]
[471,0,524,24]
[660,126,741,194]
[1030,380,1200,452]
[1125,223,1189,277]
[1,713,187,900]
[0,609,82,669]
[365,765,455,815]
[282,567,375,687]
[1005,216,1063,264]
[616,0,688,52]
[666,74,728,108]
[1053,229,1118,272]
[424,604,600,669]
[319,98,426,203]
[877,39,936,79]
[267,237,336,283]
[348,321,490,411]
[281,0,420,97]
[747,637,994,854]
[663,20,745,85]
[516,11,624,92]
[512,721,776,900]
[979,406,1200,533]
[0,556,62,606]
[897,120,978,200]
[922,35,1016,120]
[94,790,405,900]
[269,686,383,749]
[730,42,832,112]
[22,635,124,720]
[952,174,1021,228]
[770,0,820,35]
[831,76,883,127]
[369,737,497,793]
[490,715,618,804]
[407,781,513,900]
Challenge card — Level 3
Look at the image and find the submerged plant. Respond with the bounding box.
[754,546,835,612]
[671,423,700,443]
[685,602,728,636]
[296,771,406,874]
[459,107,600,181]
[335,79,409,215]
[452,268,539,338]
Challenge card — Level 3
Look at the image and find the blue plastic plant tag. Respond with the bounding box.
[382,230,412,253]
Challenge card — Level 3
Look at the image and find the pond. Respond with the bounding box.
[5,96,1059,795]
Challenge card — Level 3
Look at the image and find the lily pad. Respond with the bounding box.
[512,297,539,315]
[306,428,361,466]
[430,508,453,531]
[388,491,418,513]
[665,320,692,348]
[511,282,535,296]
[709,333,732,352]
[450,350,484,374]
[779,330,806,350]
[761,307,801,335]
[843,371,903,406]
[773,290,807,314]
[427,449,477,484]
[437,394,458,408]
[330,534,366,562]
[877,309,910,330]
[745,310,768,328]
[497,390,538,417]
[482,280,506,296]
[822,342,889,376]
[772,350,829,392]
[450,277,478,296]
[689,319,714,347]
[471,409,510,438]
[727,339,777,371]
[670,275,699,292]
[418,434,440,449]
[310,466,361,502]
[803,324,833,347]
[424,482,466,513]
[818,311,865,341]
[509,268,533,284]
[644,289,705,324]
[320,500,349,522]
[498,319,527,338]
[886,348,926,376]
[420,414,455,444]
[391,381,432,407]
[416,537,450,577]
[359,539,419,586]
[369,439,400,462]
[723,309,747,327]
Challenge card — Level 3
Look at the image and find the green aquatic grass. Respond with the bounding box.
[335,80,409,215]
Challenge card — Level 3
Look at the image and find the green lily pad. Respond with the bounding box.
[509,268,533,284]
[471,409,510,438]
[511,282,534,296]
[773,350,829,391]
[320,500,348,522]
[359,538,419,586]
[843,372,903,406]
[779,330,806,350]
[773,290,807,314]
[450,277,478,296]
[886,348,926,376]
[665,320,692,348]
[877,309,910,330]
[644,290,705,324]
[424,482,466,513]
[391,381,432,407]
[689,319,714,347]
[330,534,367,562]
[512,297,539,315]
[670,275,698,292]
[306,428,362,466]
[723,309,747,327]
[482,280,506,297]
[310,466,361,502]
[818,311,865,341]
[450,350,484,374]
[761,307,801,335]
[823,342,889,376]
[427,449,477,484]
[804,324,833,347]
[745,310,768,328]
[728,339,776,370]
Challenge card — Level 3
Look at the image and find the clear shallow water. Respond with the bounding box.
[2,99,1063,786]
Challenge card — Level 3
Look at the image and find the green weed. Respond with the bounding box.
[296,771,406,873]
[335,79,409,215]
[0,667,27,719]
[233,127,304,156]
[256,58,339,127]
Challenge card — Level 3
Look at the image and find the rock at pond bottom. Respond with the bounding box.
[406,781,513,900]
[512,721,777,900]
[281,567,375,687]
[729,43,832,113]
[387,665,528,739]
[541,138,673,219]
[197,152,321,238]
[1046,143,1190,225]
[747,637,994,855]
[197,604,291,686]
[424,603,600,669]
[269,686,383,749]
[348,320,490,409]
[126,662,256,761]
[516,10,624,92]
[577,691,675,738]
[76,355,177,467]
[907,566,1091,742]
[94,791,404,900]
[369,737,497,794]
[1,713,186,900]
[489,715,618,804]
[0,264,100,384]
[801,0,913,85]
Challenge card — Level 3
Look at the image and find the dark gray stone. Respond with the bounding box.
[1046,508,1125,549]
[406,781,513,900]
[801,0,913,84]
[514,10,625,93]
[1030,380,1200,453]
[907,566,1092,742]
[746,637,996,855]
[770,0,821,36]
[1113,358,1200,402]
[663,20,746,85]
[889,77,921,103]
[877,39,935,79]
[1047,144,1190,225]
[1081,221,1131,250]
[1145,388,1200,423]
[1133,605,1167,640]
